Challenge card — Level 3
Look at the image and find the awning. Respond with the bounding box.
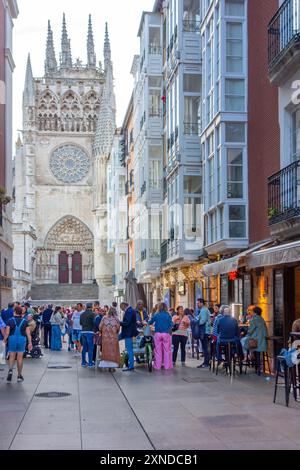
[247,240,300,269]
[202,241,272,277]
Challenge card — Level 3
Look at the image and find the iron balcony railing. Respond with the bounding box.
[268,159,300,225]
[183,20,201,33]
[149,107,162,118]
[184,122,200,136]
[149,44,162,55]
[268,0,300,68]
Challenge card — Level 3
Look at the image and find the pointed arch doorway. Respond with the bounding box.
[42,216,94,285]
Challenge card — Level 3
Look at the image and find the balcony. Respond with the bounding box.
[183,20,201,34]
[0,276,12,289]
[268,159,300,238]
[184,122,200,136]
[268,0,300,85]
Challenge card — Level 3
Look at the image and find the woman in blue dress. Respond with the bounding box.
[50,306,65,351]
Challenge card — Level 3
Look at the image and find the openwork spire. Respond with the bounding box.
[94,25,116,157]
[87,14,96,67]
[104,22,111,66]
[61,13,72,68]
[23,53,35,108]
[45,20,57,75]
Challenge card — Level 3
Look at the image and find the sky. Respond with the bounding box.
[13,0,154,142]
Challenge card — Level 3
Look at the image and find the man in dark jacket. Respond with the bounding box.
[120,302,138,372]
[217,307,243,361]
[80,303,95,368]
[42,304,53,349]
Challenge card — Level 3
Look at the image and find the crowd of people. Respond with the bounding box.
[0,297,271,383]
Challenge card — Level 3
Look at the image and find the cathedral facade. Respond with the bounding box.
[13,15,115,303]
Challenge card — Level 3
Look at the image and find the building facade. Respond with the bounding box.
[0,0,18,308]
[107,128,128,303]
[13,16,115,304]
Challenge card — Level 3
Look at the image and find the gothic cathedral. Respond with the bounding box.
[13,15,115,304]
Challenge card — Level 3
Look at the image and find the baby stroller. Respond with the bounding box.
[123,326,154,372]
[25,322,43,359]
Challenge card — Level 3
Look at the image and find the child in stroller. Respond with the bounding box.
[24,313,43,358]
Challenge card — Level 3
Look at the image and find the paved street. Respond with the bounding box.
[1,346,300,450]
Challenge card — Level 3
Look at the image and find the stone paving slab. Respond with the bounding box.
[1,346,300,450]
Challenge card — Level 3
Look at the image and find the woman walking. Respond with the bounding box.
[148,303,173,370]
[50,306,65,351]
[172,306,190,366]
[4,306,32,383]
[99,307,120,372]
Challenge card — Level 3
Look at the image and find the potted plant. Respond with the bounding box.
[268,207,279,219]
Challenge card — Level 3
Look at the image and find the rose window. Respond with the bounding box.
[50,145,90,183]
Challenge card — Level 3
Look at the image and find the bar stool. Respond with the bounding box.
[244,350,271,375]
[274,355,298,407]
[216,341,242,377]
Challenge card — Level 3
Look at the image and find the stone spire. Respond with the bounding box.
[87,14,96,67]
[23,53,35,108]
[60,13,72,68]
[45,20,57,76]
[93,24,115,157]
[104,22,111,67]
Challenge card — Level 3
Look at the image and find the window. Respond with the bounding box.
[226,23,243,73]
[184,96,201,134]
[292,108,300,161]
[184,175,202,237]
[225,0,245,17]
[227,148,243,198]
[225,123,245,142]
[149,27,161,53]
[209,156,214,207]
[219,206,224,239]
[184,175,202,194]
[183,0,201,25]
[229,205,246,238]
[150,160,161,189]
[183,74,201,93]
[225,79,245,111]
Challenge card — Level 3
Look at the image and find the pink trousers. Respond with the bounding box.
[153,333,173,370]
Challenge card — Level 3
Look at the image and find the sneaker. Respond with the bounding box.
[17,375,24,383]
[6,370,13,383]
[197,364,210,369]
[181,362,186,367]
[88,363,95,368]
[122,368,134,372]
[81,363,88,368]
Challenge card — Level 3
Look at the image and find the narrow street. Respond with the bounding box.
[1,347,300,451]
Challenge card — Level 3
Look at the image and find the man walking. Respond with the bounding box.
[72,304,84,355]
[42,304,53,349]
[196,298,211,369]
[119,302,138,372]
[80,303,95,368]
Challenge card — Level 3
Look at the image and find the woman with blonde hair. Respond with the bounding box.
[99,307,120,372]
[148,303,173,370]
